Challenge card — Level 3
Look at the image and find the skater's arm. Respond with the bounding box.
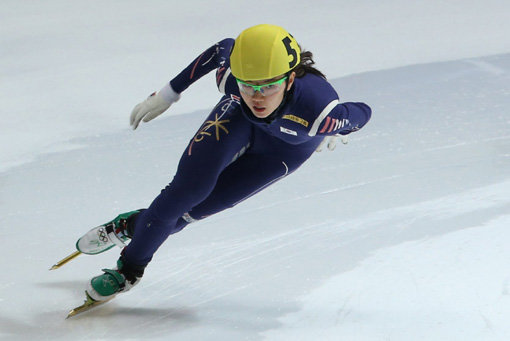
[170,38,234,94]
[130,38,234,130]
[308,101,372,137]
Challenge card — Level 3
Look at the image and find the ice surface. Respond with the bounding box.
[1,1,509,340]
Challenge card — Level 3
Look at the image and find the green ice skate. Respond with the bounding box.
[86,258,143,301]
[50,210,140,270]
[67,257,143,318]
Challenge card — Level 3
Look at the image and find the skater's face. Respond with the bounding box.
[238,72,295,119]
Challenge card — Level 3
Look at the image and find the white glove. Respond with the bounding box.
[130,83,180,130]
[315,135,349,152]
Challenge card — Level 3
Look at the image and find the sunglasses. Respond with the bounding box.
[236,76,288,97]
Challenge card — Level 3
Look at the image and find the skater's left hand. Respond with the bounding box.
[315,135,348,152]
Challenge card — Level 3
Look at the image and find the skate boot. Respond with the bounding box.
[86,256,145,301]
[76,210,141,255]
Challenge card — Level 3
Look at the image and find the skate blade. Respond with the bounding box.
[66,292,113,319]
[50,250,82,270]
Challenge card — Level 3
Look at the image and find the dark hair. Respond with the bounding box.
[292,47,326,79]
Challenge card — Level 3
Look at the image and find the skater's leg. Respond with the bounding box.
[123,96,252,265]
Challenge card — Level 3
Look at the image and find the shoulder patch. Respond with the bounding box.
[282,114,309,127]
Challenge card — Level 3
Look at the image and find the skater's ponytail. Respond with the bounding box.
[292,47,326,80]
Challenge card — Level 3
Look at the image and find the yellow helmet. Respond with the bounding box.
[230,24,301,81]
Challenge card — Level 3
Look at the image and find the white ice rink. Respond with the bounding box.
[1,1,509,340]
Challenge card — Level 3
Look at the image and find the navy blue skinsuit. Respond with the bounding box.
[123,38,372,266]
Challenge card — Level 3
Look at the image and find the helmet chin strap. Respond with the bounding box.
[240,77,294,124]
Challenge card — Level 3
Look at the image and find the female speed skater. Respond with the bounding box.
[75,24,372,302]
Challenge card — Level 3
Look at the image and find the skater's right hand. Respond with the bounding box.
[130,83,180,130]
